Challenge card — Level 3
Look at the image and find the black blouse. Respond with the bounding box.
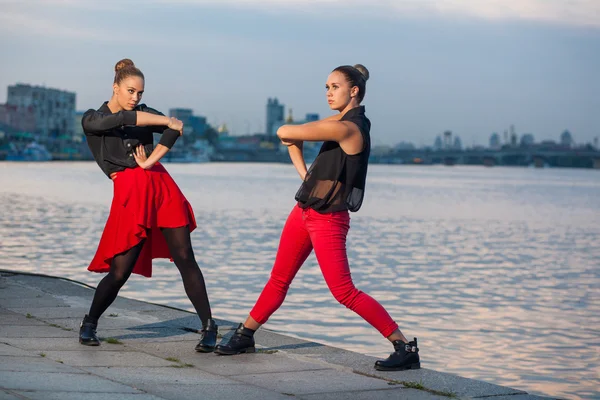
[295,106,371,213]
[82,102,180,178]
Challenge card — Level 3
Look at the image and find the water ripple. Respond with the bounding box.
[1,162,599,399]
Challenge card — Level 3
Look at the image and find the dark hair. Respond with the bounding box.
[332,64,370,103]
[114,58,144,84]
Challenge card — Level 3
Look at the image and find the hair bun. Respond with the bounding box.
[115,58,135,72]
[353,64,369,81]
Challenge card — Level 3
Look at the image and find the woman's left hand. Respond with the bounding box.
[133,145,152,169]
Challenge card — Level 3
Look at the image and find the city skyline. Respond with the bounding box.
[1,0,598,146]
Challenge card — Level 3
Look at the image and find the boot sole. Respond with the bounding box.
[79,339,100,346]
[214,346,256,356]
[195,346,215,353]
[374,362,420,371]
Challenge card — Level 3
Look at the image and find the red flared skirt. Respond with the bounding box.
[88,163,197,278]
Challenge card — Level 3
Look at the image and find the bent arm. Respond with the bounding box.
[285,141,308,180]
[135,144,170,170]
[277,118,351,143]
[81,109,169,134]
[138,105,181,148]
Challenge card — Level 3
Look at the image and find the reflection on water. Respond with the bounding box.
[1,162,599,400]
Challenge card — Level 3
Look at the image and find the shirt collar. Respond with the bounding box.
[342,105,366,120]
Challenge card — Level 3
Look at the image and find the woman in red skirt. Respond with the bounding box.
[215,64,420,371]
[78,59,217,352]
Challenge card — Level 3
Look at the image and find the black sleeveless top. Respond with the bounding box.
[295,106,371,213]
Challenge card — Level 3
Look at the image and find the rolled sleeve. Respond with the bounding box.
[158,129,180,148]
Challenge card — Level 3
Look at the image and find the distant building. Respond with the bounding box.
[510,125,517,147]
[395,141,415,150]
[305,113,319,122]
[520,133,535,147]
[286,109,294,124]
[272,109,320,135]
[189,115,207,137]
[169,108,193,135]
[560,130,574,148]
[0,103,36,132]
[489,133,500,149]
[266,98,284,137]
[443,130,452,148]
[217,123,230,136]
[73,111,85,143]
[434,135,443,150]
[7,83,76,138]
[169,108,193,121]
[453,136,462,150]
[169,108,207,139]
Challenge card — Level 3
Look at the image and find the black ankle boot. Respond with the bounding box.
[195,319,218,353]
[375,337,420,371]
[214,323,256,355]
[79,315,100,346]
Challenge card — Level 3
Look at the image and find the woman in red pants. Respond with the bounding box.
[215,64,420,371]
[78,59,217,352]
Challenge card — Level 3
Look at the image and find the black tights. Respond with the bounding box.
[88,226,212,325]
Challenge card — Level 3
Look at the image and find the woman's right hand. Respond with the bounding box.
[167,117,184,135]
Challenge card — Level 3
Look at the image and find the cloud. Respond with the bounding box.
[4,0,598,29]
[0,11,109,41]
[149,0,600,28]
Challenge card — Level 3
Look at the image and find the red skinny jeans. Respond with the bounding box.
[249,204,399,338]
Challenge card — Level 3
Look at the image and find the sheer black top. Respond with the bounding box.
[295,106,371,213]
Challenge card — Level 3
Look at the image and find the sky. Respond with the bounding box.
[0,0,598,147]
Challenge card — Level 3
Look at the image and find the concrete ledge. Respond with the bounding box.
[0,271,556,400]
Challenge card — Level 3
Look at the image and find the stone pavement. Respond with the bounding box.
[0,271,554,400]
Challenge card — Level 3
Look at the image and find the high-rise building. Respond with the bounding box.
[489,132,501,149]
[443,130,452,148]
[7,84,76,138]
[169,108,207,138]
[0,103,36,132]
[266,98,284,137]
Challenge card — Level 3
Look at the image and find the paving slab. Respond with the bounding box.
[367,368,526,398]
[9,306,90,319]
[6,275,95,298]
[1,295,69,309]
[0,343,36,357]
[473,396,557,400]
[90,327,200,343]
[0,356,87,373]
[0,286,46,299]
[124,339,333,376]
[13,392,166,400]
[0,390,22,400]
[0,325,74,338]
[0,371,141,393]
[0,314,47,326]
[41,315,178,331]
[41,350,174,367]
[0,337,135,352]
[234,368,394,395]
[301,387,449,400]
[82,366,234,386]
[132,383,292,400]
